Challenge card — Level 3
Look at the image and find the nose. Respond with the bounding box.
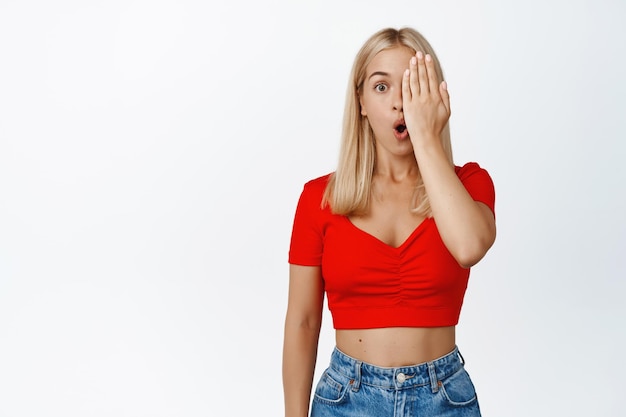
[392,89,403,112]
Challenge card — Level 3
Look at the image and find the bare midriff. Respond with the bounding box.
[335,326,456,367]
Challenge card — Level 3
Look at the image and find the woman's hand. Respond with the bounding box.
[402,51,451,148]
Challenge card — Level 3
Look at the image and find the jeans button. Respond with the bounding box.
[396,372,406,383]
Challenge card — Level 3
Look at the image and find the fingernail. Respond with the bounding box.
[442,80,448,90]
[425,54,432,62]
[416,51,423,59]
[404,69,409,77]
[411,57,416,65]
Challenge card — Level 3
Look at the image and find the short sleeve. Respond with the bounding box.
[288,176,329,266]
[455,162,496,215]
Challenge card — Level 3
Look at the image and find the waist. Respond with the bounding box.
[328,345,465,389]
[336,326,455,367]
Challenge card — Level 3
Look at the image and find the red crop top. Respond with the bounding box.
[288,162,495,329]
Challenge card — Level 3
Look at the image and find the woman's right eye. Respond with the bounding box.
[375,83,387,92]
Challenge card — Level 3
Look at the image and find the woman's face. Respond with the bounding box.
[359,46,415,159]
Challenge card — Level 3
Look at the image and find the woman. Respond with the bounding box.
[283,27,496,417]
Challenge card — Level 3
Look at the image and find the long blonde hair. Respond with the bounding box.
[323,27,453,217]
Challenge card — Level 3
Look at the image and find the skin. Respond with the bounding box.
[282,46,496,417]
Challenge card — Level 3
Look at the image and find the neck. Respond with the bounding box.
[374,155,419,183]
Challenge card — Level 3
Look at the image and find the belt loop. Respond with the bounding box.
[351,361,362,392]
[457,349,465,365]
[427,362,439,393]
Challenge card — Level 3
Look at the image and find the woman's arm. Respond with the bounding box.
[283,264,325,417]
[403,52,496,267]
[414,145,495,267]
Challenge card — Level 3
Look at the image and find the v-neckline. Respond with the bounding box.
[343,216,432,250]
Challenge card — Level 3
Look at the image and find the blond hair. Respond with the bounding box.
[323,27,453,216]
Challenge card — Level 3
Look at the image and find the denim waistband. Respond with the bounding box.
[329,346,464,392]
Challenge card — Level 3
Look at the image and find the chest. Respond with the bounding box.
[320,216,464,297]
[349,198,425,248]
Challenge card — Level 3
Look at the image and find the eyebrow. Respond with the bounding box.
[367,71,389,80]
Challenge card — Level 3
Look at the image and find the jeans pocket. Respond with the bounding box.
[313,369,350,405]
[439,367,478,407]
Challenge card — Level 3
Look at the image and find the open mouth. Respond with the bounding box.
[393,119,408,139]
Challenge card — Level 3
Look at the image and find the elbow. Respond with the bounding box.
[453,231,496,269]
[455,250,486,269]
[284,310,323,334]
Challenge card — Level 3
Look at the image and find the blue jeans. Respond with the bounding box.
[310,346,481,417]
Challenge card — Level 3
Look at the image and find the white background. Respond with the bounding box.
[1,0,625,416]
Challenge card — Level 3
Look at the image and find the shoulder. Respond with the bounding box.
[454,162,496,212]
[454,162,492,180]
[300,173,333,197]
[293,173,334,214]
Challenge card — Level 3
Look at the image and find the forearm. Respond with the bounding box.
[414,140,496,267]
[283,321,321,417]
